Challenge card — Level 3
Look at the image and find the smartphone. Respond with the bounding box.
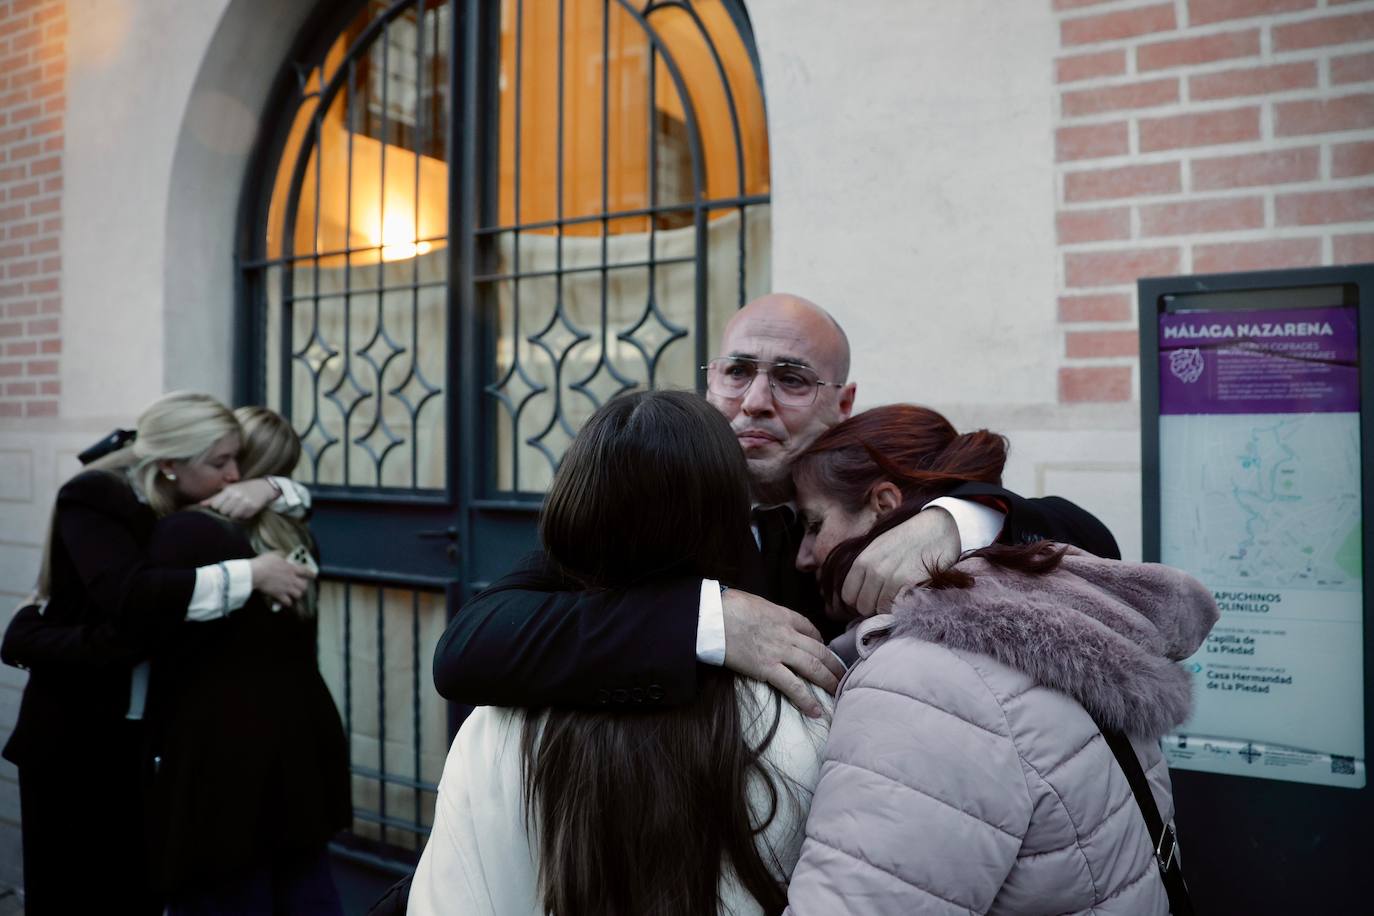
[286,544,319,576]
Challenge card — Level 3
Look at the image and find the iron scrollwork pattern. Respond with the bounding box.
[479,0,771,494]
[247,0,453,493]
[239,0,770,864]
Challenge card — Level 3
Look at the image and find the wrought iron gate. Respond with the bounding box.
[236,0,770,873]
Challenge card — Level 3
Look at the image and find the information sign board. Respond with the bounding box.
[1139,265,1374,913]
[1156,304,1363,787]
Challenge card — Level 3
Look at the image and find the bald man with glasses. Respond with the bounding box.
[432,294,1119,715]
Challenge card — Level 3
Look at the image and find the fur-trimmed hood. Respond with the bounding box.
[885,548,1218,738]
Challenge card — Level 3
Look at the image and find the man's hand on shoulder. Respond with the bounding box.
[721,589,843,717]
[841,506,960,617]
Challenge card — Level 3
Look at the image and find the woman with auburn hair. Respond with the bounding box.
[784,405,1217,916]
[410,389,830,916]
[143,405,349,915]
[1,392,315,915]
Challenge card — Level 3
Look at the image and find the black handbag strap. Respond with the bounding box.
[1100,729,1196,916]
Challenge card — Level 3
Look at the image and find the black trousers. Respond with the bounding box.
[17,719,160,915]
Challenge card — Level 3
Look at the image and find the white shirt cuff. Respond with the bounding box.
[268,477,311,518]
[925,497,1005,553]
[696,579,727,666]
[186,559,254,622]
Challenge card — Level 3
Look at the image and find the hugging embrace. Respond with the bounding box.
[4,394,345,915]
[411,294,1218,916]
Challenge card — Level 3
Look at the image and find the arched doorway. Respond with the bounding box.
[237,0,770,873]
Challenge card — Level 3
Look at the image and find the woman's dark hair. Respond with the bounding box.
[522,389,791,916]
[539,389,753,587]
[794,404,1064,610]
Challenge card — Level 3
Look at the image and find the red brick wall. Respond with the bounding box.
[1054,0,1374,403]
[0,0,62,419]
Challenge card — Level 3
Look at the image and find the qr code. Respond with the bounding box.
[1331,755,1355,775]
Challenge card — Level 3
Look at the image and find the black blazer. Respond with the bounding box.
[432,483,1121,709]
[142,510,351,893]
[2,470,195,767]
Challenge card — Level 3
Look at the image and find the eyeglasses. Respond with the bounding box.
[701,357,844,407]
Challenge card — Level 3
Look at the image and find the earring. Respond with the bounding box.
[164,472,177,481]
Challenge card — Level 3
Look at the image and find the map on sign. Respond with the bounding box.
[1161,412,1362,593]
[1158,304,1364,788]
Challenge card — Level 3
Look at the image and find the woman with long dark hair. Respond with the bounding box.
[410,390,829,916]
[783,405,1218,915]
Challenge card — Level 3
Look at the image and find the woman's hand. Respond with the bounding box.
[841,507,960,617]
[200,478,279,519]
[249,552,315,608]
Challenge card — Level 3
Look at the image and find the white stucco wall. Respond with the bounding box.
[163,0,319,397]
[65,0,317,415]
[752,0,1062,409]
[750,0,1142,556]
[65,0,225,418]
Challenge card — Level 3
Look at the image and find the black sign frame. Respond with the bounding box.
[1139,263,1374,913]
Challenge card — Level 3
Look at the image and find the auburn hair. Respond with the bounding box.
[794,404,1064,610]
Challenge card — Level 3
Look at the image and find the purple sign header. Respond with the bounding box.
[1159,306,1359,415]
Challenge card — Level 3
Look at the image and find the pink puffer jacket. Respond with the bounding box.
[785,549,1218,915]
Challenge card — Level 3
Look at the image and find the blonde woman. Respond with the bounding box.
[143,405,349,915]
[1,392,316,916]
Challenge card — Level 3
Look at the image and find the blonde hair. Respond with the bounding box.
[234,405,316,618]
[235,406,301,482]
[36,391,241,598]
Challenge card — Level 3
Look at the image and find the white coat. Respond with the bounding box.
[410,678,830,915]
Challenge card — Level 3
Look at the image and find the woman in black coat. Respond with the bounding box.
[1,392,315,915]
[144,406,351,915]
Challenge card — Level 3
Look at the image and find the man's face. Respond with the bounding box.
[707,303,854,499]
